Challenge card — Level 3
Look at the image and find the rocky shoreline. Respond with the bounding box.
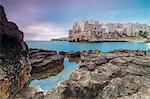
[15,49,150,99]
[71,39,147,43]
[1,5,150,99]
[0,5,65,99]
[0,5,31,99]
[28,48,64,80]
[51,37,147,43]
[45,50,150,99]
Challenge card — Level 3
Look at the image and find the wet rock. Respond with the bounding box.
[59,51,67,56]
[65,51,81,63]
[67,51,81,58]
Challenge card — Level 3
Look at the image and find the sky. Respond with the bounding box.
[0,0,150,41]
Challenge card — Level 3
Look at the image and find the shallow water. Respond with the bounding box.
[27,41,150,91]
[27,41,150,52]
[29,58,79,92]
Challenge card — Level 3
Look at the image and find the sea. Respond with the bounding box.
[27,41,150,92]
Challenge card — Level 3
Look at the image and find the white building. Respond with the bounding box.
[69,20,150,42]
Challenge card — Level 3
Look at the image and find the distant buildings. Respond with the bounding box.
[147,26,150,42]
[69,20,150,42]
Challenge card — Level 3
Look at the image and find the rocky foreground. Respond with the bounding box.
[45,50,150,99]
[28,48,64,80]
[0,5,31,99]
[0,5,65,99]
[1,4,150,99]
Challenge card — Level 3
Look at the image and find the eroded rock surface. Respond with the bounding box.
[28,48,64,80]
[59,51,81,63]
[46,50,150,99]
[15,87,44,99]
[0,5,31,99]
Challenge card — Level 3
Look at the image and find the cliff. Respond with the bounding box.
[147,33,150,42]
[45,50,150,99]
[69,20,149,42]
[0,5,31,99]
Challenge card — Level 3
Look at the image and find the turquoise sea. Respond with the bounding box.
[27,41,150,52]
[27,41,150,92]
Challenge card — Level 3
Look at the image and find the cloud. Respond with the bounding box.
[23,23,68,41]
[1,0,149,40]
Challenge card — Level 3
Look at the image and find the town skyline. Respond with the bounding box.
[69,20,150,42]
[1,0,149,41]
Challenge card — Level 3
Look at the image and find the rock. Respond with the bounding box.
[0,5,7,22]
[46,50,150,99]
[45,81,70,99]
[59,51,81,63]
[0,68,6,79]
[15,87,44,99]
[69,20,149,42]
[59,51,67,56]
[67,51,81,58]
[0,5,31,98]
[28,48,64,80]
[33,92,44,99]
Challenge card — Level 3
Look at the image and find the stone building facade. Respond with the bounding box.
[69,20,101,42]
[147,26,150,42]
[69,20,150,42]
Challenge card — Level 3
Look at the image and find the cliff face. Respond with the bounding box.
[69,21,149,42]
[148,33,150,42]
[0,5,31,99]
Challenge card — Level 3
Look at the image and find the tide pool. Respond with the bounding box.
[29,58,79,92]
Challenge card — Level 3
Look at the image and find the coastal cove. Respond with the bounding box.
[27,41,150,93]
[29,58,79,93]
[27,41,150,52]
[1,0,150,98]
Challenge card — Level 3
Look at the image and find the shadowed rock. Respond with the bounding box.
[0,5,31,99]
[0,5,7,22]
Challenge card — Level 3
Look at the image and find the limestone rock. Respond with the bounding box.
[46,50,150,99]
[0,5,7,22]
[15,87,44,99]
[28,48,64,80]
[69,20,149,42]
[0,5,31,99]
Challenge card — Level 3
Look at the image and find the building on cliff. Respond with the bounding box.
[69,20,102,42]
[69,20,150,42]
[147,26,150,42]
[147,32,150,42]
